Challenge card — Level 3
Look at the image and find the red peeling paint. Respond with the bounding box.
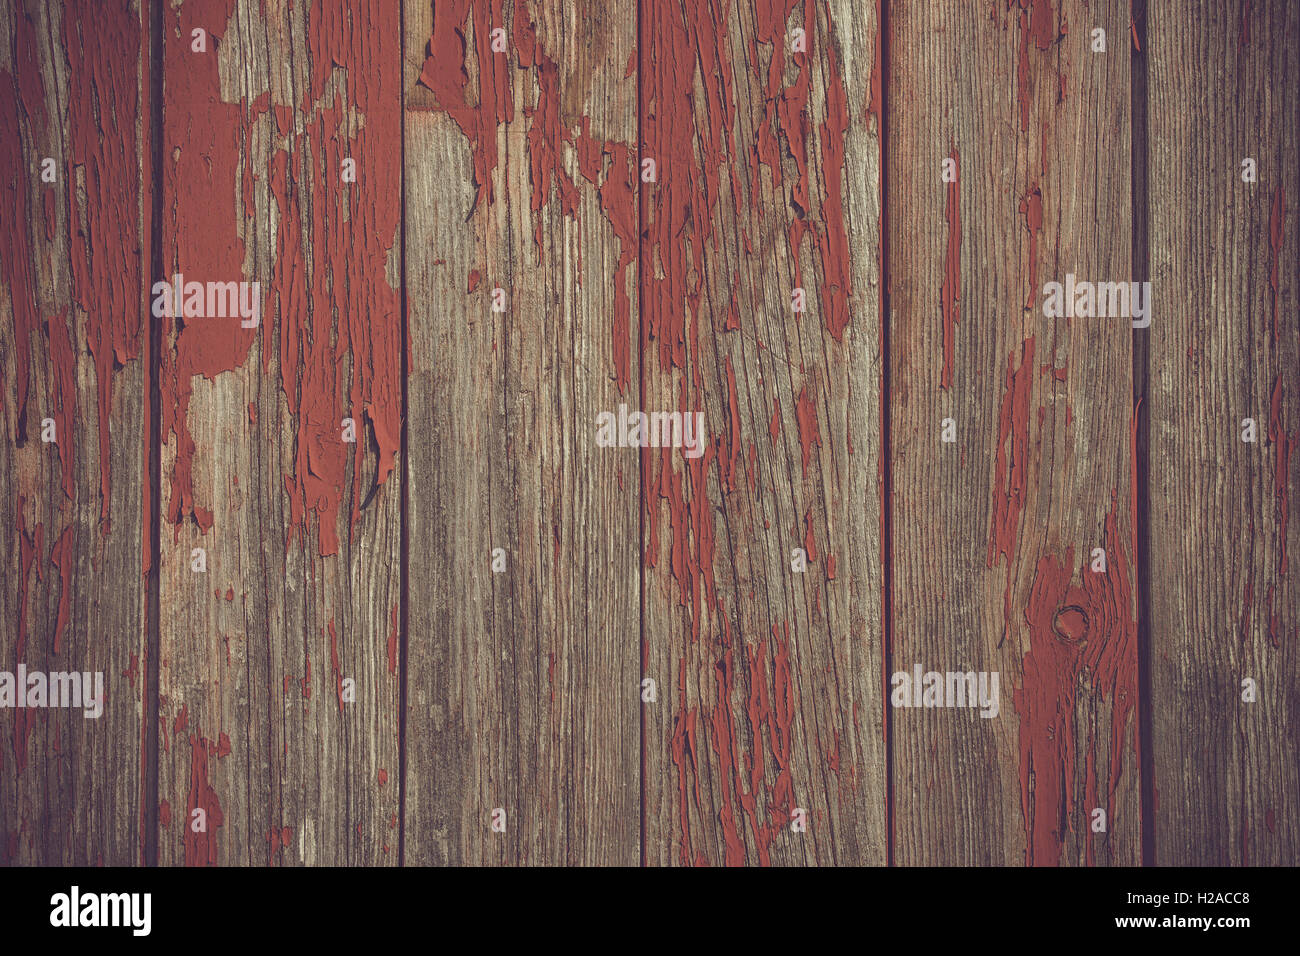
[378,769,388,787]
[388,604,399,675]
[467,269,482,293]
[159,800,171,829]
[184,727,225,866]
[802,509,818,561]
[940,148,961,388]
[417,0,512,213]
[1013,497,1138,865]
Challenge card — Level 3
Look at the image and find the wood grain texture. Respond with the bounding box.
[1148,0,1299,866]
[0,0,150,865]
[889,0,1140,865]
[156,0,402,865]
[639,0,886,866]
[403,0,640,865]
[2,0,1296,869]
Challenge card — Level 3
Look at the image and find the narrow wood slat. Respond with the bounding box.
[157,0,402,865]
[889,0,1140,865]
[0,0,151,866]
[403,0,640,865]
[639,0,886,866]
[1148,0,1299,865]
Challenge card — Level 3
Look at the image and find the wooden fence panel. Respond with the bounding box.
[889,0,1141,866]
[1148,0,1299,866]
[0,0,151,866]
[157,0,403,865]
[639,0,887,866]
[403,0,641,865]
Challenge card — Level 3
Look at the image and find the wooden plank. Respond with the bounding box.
[1148,0,1299,865]
[0,0,151,866]
[156,0,403,865]
[889,0,1141,865]
[639,0,886,866]
[403,0,640,865]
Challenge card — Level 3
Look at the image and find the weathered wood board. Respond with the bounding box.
[402,0,640,865]
[638,0,886,866]
[1147,0,1299,866]
[889,0,1140,866]
[0,0,150,866]
[156,0,402,865]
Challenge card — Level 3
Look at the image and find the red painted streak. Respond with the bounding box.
[1013,496,1138,865]
[1268,187,1284,343]
[1268,378,1295,576]
[802,509,818,561]
[387,604,399,675]
[940,148,960,388]
[184,727,224,866]
[1021,184,1043,310]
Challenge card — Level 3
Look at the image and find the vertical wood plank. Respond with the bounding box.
[0,0,150,866]
[890,0,1141,865]
[1148,0,1299,865]
[403,0,640,865]
[640,0,886,866]
[157,0,403,865]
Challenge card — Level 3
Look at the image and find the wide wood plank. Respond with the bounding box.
[403,0,640,865]
[889,0,1141,865]
[157,0,402,865]
[1148,0,1299,865]
[0,0,151,866]
[639,0,886,866]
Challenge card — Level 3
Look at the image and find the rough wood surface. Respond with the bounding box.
[639,0,886,866]
[156,0,402,865]
[889,0,1140,866]
[0,0,150,866]
[402,0,640,865]
[1,0,1296,868]
[1147,0,1299,866]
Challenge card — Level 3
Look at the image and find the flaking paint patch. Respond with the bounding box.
[1013,498,1138,865]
